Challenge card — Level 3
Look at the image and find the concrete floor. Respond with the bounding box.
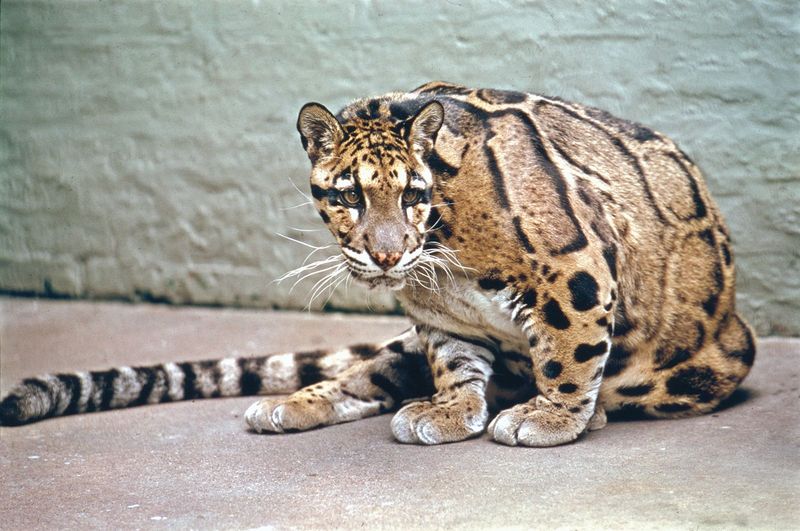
[0,298,798,530]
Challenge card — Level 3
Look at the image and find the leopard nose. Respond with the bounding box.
[370,251,403,270]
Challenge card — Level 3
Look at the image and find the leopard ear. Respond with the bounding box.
[297,103,344,163]
[406,100,444,158]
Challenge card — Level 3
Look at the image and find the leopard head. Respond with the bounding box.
[296,98,444,290]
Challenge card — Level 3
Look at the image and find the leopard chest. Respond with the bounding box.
[397,278,530,356]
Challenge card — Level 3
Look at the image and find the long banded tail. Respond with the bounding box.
[0,344,379,426]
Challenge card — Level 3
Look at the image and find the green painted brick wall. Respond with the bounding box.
[1,0,798,335]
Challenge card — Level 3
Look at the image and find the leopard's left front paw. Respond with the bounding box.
[390,398,488,445]
[487,396,589,447]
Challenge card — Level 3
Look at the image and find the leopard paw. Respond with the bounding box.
[390,398,488,445]
[245,395,334,434]
[587,404,607,431]
[487,397,588,447]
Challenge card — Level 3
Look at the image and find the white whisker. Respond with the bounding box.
[288,227,324,233]
[281,201,313,211]
[276,232,329,251]
[287,177,312,202]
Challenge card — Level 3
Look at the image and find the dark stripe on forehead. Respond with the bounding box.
[367,99,381,119]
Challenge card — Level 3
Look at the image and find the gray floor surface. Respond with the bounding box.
[0,298,798,530]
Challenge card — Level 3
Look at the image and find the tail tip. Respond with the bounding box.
[0,394,30,426]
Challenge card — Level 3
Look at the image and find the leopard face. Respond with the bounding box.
[297,99,444,289]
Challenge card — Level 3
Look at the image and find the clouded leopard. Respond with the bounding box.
[0,82,755,447]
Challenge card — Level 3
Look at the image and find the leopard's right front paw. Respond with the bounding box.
[244,396,334,434]
[390,398,488,445]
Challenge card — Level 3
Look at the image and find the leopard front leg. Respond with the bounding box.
[488,275,613,447]
[245,330,433,433]
[391,328,494,445]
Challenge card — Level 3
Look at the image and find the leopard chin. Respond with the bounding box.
[359,275,406,291]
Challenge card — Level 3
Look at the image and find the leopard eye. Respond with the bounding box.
[402,188,423,206]
[340,189,361,208]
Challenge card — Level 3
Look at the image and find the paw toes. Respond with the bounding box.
[391,401,486,445]
[489,404,585,447]
[245,399,283,433]
[244,396,332,434]
[487,411,522,446]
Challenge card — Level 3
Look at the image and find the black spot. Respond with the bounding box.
[568,271,600,311]
[616,383,654,397]
[666,366,720,403]
[479,277,506,291]
[522,289,538,308]
[543,299,571,329]
[558,383,578,394]
[596,317,609,327]
[655,402,692,413]
[569,406,582,414]
[602,245,618,281]
[318,210,330,224]
[542,360,563,379]
[574,341,609,363]
[603,344,632,377]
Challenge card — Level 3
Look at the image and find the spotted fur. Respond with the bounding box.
[1,82,755,448]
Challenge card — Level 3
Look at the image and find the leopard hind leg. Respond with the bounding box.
[600,313,756,418]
